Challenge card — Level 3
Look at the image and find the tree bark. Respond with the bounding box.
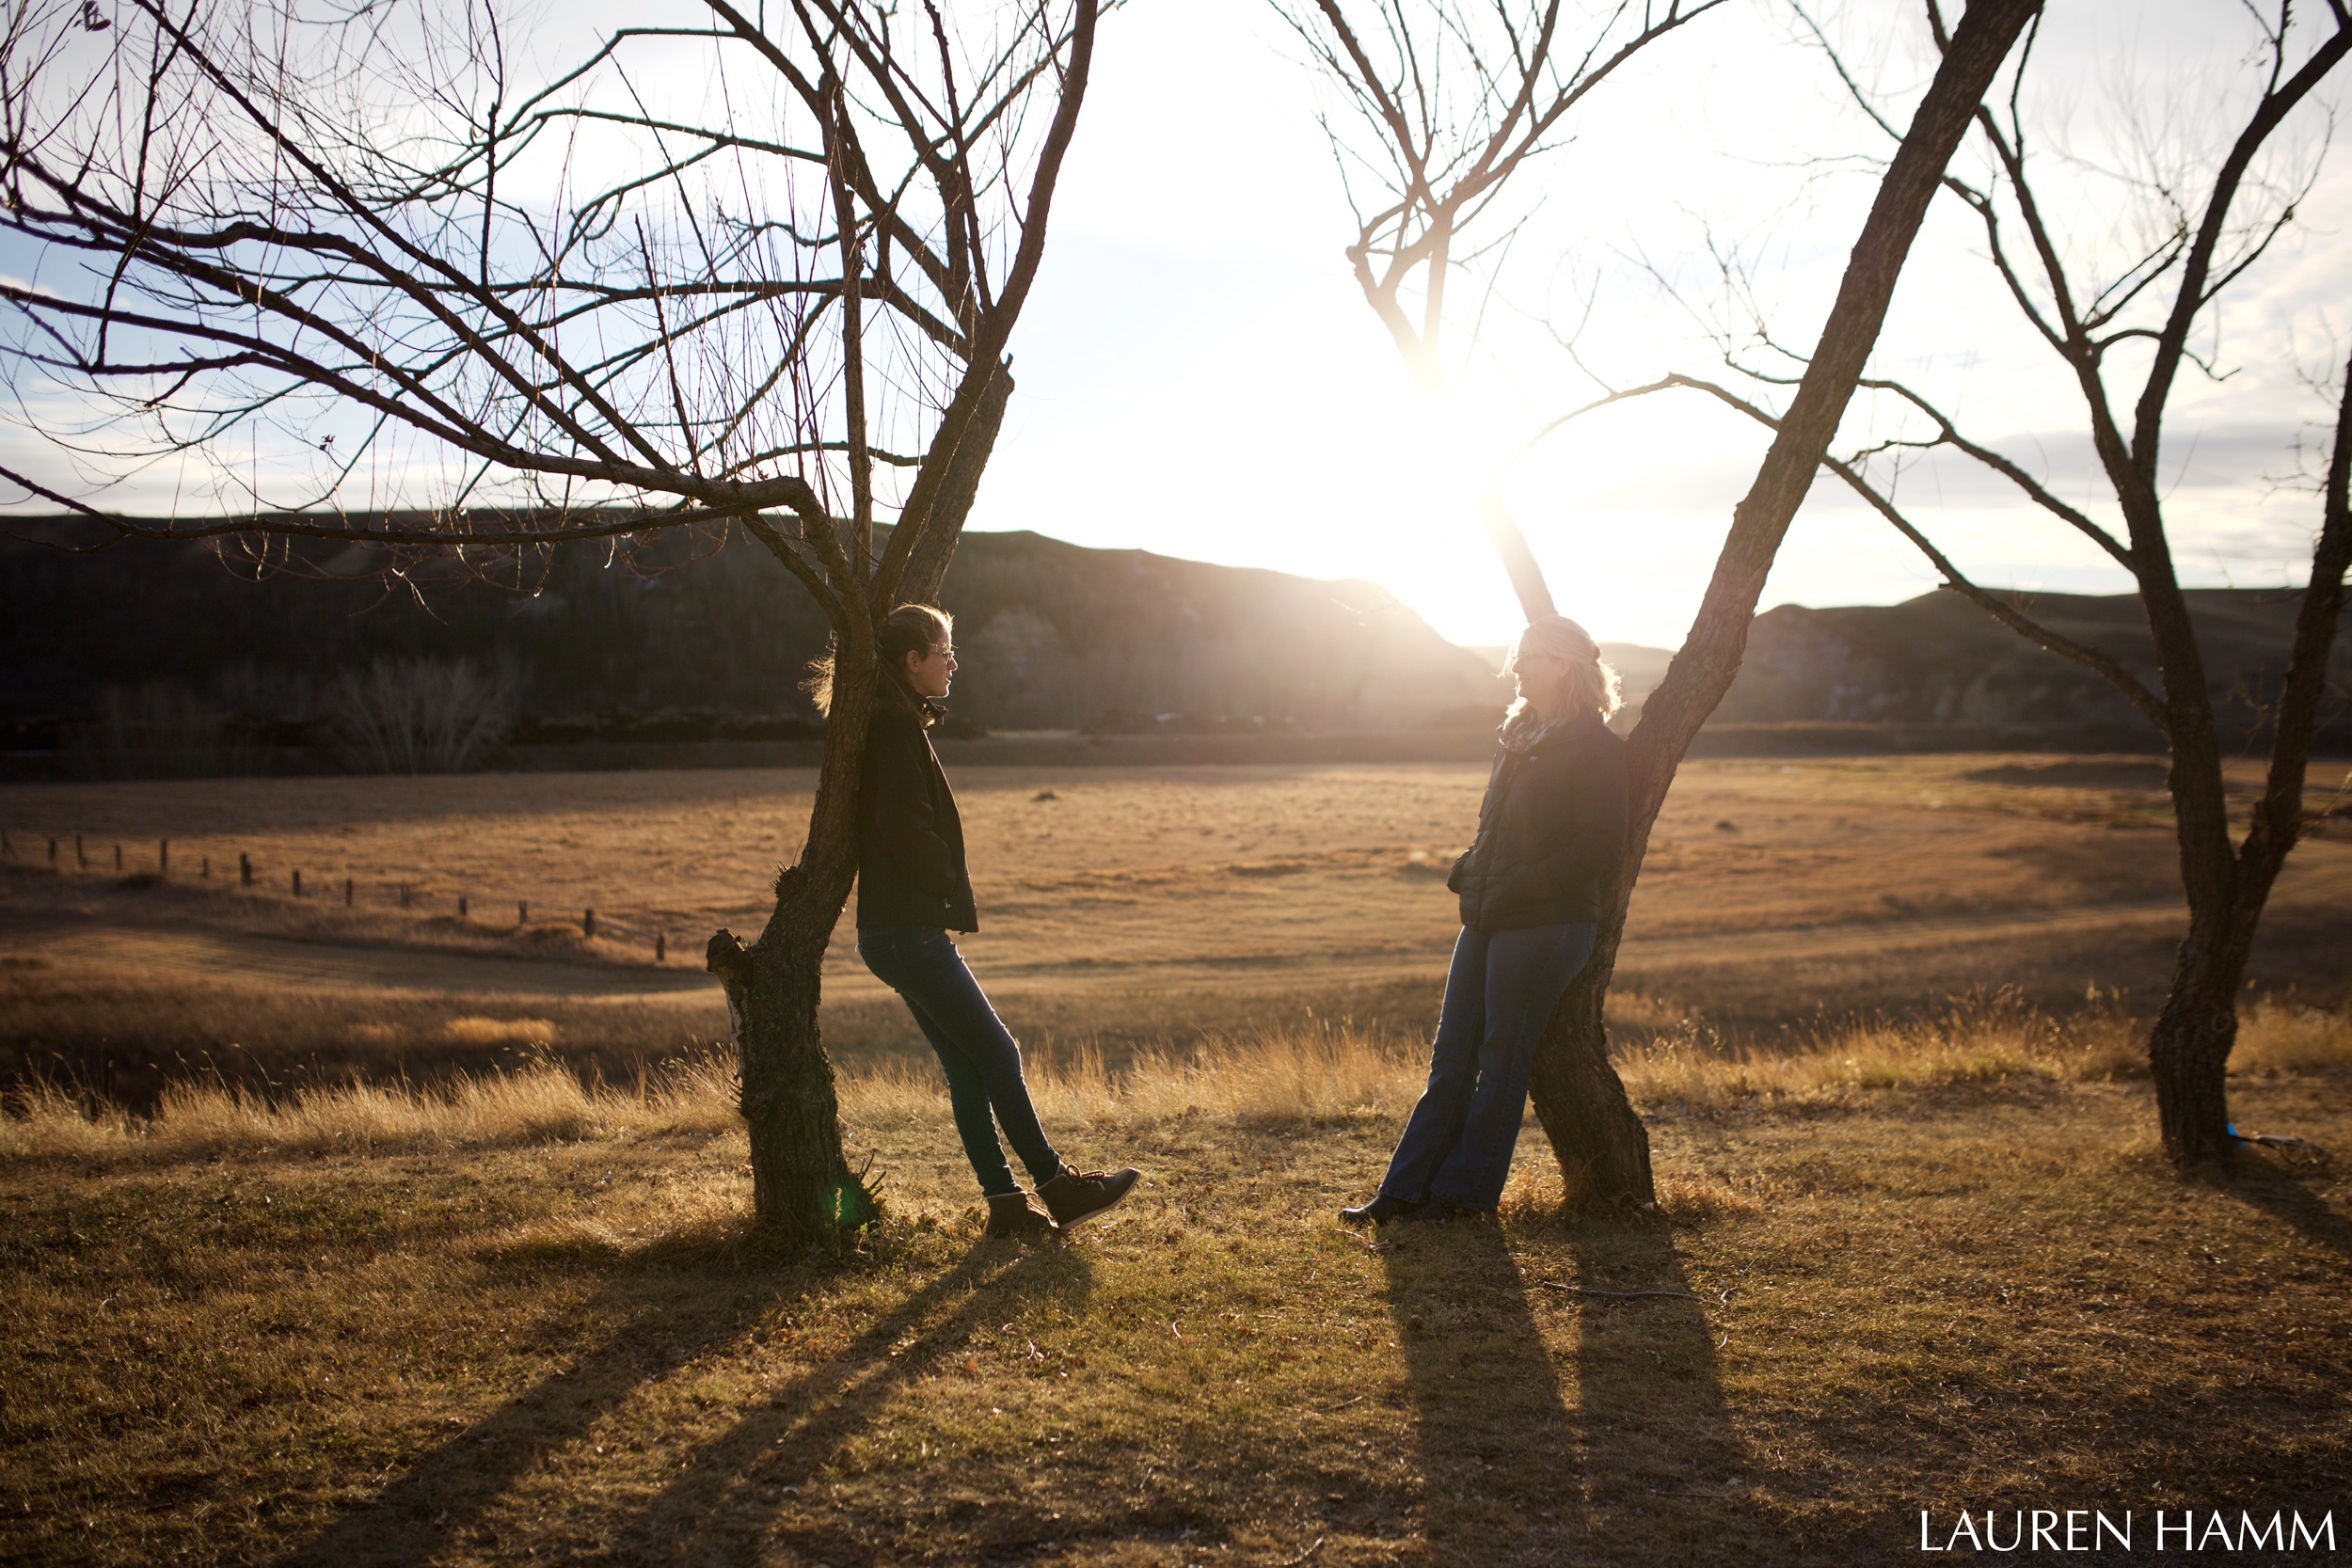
[2147,905,2251,1167]
[708,903,873,1242]
[1525,0,2043,1206]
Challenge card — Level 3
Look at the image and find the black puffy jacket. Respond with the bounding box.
[1447,711,1629,930]
[856,704,978,931]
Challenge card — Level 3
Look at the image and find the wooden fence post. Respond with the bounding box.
[292,869,302,897]
[345,879,354,906]
[582,909,596,940]
[159,840,167,877]
[239,852,251,887]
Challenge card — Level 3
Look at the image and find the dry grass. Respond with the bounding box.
[10,755,2347,1012]
[442,1016,561,1047]
[3,1009,2347,1567]
[2233,1002,2352,1074]
[8,755,2351,1117]
[6,757,2350,1562]
[0,954,724,1113]
[11,998,2344,1170]
[0,1051,731,1164]
[1615,988,2145,1105]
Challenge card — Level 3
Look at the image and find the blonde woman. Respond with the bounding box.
[1343,614,1629,1225]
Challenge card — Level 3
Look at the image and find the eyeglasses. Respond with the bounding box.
[923,645,957,660]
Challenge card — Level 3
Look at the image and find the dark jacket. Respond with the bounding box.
[856,703,978,931]
[1447,711,1629,930]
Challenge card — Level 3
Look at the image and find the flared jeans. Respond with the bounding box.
[1378,922,1597,1212]
[857,927,1062,1198]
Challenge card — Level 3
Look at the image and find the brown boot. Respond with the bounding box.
[984,1192,1057,1239]
[1038,1163,1140,1227]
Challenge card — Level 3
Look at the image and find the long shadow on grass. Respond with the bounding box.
[275,1227,1068,1568]
[609,1240,1091,1565]
[1380,1214,1766,1563]
[1379,1220,1579,1560]
[2213,1157,2352,1263]
[1556,1216,1765,1563]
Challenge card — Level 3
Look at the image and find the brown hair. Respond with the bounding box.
[803,604,955,720]
[1503,613,1621,723]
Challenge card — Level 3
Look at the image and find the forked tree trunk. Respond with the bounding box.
[707,365,1015,1242]
[2146,352,2350,1166]
[2145,703,2333,1169]
[1523,0,2043,1206]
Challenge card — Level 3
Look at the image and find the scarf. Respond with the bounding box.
[1497,705,1563,756]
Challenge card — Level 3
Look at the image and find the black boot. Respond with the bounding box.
[1340,1194,1421,1227]
[985,1192,1057,1239]
[1038,1164,1140,1227]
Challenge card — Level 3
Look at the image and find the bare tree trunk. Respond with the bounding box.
[1527,976,1651,1201]
[709,887,873,1240]
[1526,0,2042,1206]
[2149,348,2352,1165]
[2148,902,2251,1166]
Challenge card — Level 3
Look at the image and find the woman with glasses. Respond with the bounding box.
[824,603,1141,1239]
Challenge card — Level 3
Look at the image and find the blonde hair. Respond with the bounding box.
[803,604,954,719]
[1504,613,1621,722]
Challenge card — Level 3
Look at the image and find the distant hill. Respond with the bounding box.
[7,516,2340,773]
[1498,590,2346,751]
[0,521,1509,763]
[1710,587,2350,747]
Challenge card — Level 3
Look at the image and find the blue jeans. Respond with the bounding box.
[1379,923,1597,1212]
[856,927,1062,1198]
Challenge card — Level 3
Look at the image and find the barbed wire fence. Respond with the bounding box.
[0,825,677,963]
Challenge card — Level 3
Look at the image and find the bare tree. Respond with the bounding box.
[1276,0,1725,616]
[324,657,522,775]
[0,0,1101,1241]
[1567,1,2352,1166]
[1287,0,2041,1204]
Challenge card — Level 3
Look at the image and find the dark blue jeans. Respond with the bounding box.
[1379,922,1597,1212]
[856,927,1062,1198]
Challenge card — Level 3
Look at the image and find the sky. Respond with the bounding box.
[5,0,2346,652]
[963,0,2352,649]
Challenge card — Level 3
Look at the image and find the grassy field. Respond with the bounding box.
[2,1005,2347,1566]
[3,755,2350,1564]
[5,754,2349,1106]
